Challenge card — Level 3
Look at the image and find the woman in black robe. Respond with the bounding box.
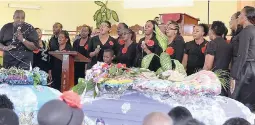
[50,30,72,91]
[33,28,50,72]
[73,25,91,85]
[182,24,209,75]
[134,20,162,72]
[165,21,185,63]
[203,21,232,96]
[231,6,255,111]
[116,28,137,67]
[0,10,38,70]
[88,21,118,67]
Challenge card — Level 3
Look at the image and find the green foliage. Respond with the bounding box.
[141,53,155,69]
[33,72,40,86]
[173,60,186,75]
[93,1,119,28]
[214,69,230,91]
[160,52,172,71]
[155,25,168,51]
[72,78,94,95]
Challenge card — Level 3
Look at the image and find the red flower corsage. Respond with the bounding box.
[60,91,82,109]
[118,39,125,45]
[146,40,155,47]
[201,44,207,54]
[117,63,126,68]
[33,49,40,54]
[109,41,114,46]
[166,47,175,55]
[84,44,88,50]
[122,47,128,54]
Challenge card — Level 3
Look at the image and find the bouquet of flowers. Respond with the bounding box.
[0,67,48,86]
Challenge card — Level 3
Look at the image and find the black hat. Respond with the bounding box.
[37,99,84,125]
[0,108,19,125]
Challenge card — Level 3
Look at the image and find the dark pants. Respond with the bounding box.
[231,61,255,111]
[74,62,87,85]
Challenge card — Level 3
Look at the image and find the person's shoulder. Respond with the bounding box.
[138,37,145,43]
[1,23,13,30]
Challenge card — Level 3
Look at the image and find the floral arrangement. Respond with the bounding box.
[0,67,48,86]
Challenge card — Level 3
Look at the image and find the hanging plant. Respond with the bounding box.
[93,1,119,28]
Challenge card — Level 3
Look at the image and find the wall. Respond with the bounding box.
[0,1,238,32]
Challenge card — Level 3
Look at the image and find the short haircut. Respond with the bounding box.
[54,22,63,29]
[104,49,114,56]
[14,10,25,17]
[223,117,251,125]
[102,21,112,28]
[119,23,128,29]
[198,23,209,36]
[243,6,255,24]
[211,21,226,37]
[0,94,14,110]
[168,106,192,124]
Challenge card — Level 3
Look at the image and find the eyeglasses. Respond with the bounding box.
[166,28,177,31]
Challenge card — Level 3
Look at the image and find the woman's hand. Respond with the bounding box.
[48,70,52,83]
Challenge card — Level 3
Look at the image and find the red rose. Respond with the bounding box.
[118,39,125,45]
[109,41,114,46]
[166,47,174,55]
[33,49,40,54]
[201,44,207,54]
[122,47,128,54]
[146,40,155,47]
[84,44,88,50]
[102,63,109,68]
[116,63,126,68]
[60,91,82,109]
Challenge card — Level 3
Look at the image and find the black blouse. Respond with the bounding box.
[33,41,50,72]
[135,35,162,71]
[73,38,89,58]
[205,37,232,71]
[168,35,185,62]
[184,39,207,75]
[0,22,38,70]
[88,35,118,66]
[231,25,255,80]
[116,42,137,67]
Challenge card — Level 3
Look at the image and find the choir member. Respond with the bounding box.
[103,49,114,65]
[0,10,38,70]
[73,25,91,85]
[50,30,72,91]
[203,21,232,96]
[49,22,62,51]
[115,28,137,67]
[165,21,185,63]
[229,11,243,94]
[134,20,162,72]
[182,24,209,75]
[88,21,118,67]
[231,6,255,111]
[33,28,50,72]
[117,23,128,41]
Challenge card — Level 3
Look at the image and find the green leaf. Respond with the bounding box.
[173,60,186,76]
[111,10,119,22]
[96,12,102,23]
[109,66,118,75]
[93,10,100,21]
[155,25,168,51]
[156,67,164,75]
[106,9,111,20]
[96,22,101,28]
[100,6,106,12]
[94,1,105,6]
[102,15,107,22]
[214,69,230,91]
[72,78,94,95]
[141,53,155,69]
[160,52,172,71]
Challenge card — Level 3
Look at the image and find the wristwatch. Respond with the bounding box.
[22,38,26,42]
